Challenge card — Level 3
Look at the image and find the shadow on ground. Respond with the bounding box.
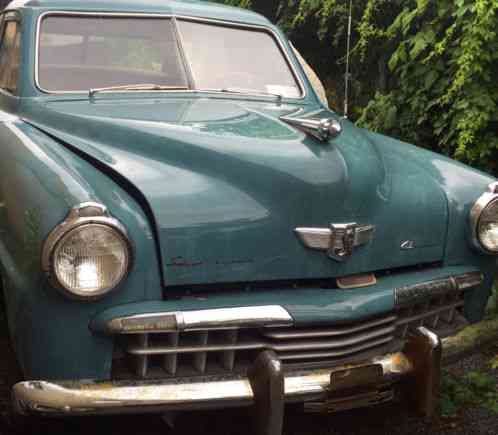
[1,400,497,435]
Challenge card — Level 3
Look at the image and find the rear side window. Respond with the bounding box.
[0,20,21,94]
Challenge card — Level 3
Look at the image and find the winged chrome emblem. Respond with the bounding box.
[295,223,375,262]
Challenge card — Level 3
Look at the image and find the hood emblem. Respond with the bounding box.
[295,223,375,262]
[280,115,342,142]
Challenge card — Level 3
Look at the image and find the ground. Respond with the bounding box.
[1,344,496,435]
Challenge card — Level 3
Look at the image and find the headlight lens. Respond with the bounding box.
[52,223,130,298]
[477,198,498,253]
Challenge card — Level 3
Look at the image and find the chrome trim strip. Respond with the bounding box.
[454,271,484,290]
[262,315,398,339]
[41,202,133,300]
[469,185,498,254]
[278,336,394,361]
[394,271,483,309]
[34,11,306,100]
[488,182,498,194]
[12,352,413,416]
[105,306,294,334]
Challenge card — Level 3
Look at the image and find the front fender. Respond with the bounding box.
[365,130,497,321]
[0,120,161,380]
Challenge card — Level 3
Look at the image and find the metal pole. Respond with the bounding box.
[344,0,353,118]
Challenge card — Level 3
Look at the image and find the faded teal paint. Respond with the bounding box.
[9,0,270,26]
[0,0,496,383]
[0,121,161,379]
[91,265,481,333]
[24,100,449,287]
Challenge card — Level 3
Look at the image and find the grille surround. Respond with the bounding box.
[113,314,398,379]
[110,271,481,381]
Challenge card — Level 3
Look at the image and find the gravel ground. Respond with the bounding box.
[1,345,496,435]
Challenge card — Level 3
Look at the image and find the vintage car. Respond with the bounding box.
[0,0,497,433]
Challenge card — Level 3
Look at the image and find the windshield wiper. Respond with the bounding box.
[89,84,188,98]
[201,87,283,103]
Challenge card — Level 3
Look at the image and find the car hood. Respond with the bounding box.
[25,97,448,288]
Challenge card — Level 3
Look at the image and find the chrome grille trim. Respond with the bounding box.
[395,291,468,339]
[263,315,397,339]
[106,305,293,334]
[394,271,482,309]
[278,336,394,361]
[396,301,464,327]
[127,324,396,356]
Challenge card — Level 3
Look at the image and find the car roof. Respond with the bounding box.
[5,0,269,26]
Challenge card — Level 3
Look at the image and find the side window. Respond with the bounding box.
[0,20,21,94]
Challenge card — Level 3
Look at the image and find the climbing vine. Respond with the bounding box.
[358,0,498,172]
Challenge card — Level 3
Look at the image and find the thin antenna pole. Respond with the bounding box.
[344,0,353,118]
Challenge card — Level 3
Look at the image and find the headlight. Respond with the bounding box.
[43,203,132,300]
[470,182,498,254]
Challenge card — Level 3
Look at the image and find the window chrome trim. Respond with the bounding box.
[469,182,498,254]
[104,306,294,334]
[0,10,22,97]
[34,11,306,100]
[41,202,133,300]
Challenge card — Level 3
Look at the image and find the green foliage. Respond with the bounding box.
[487,284,498,316]
[441,370,498,416]
[359,0,498,173]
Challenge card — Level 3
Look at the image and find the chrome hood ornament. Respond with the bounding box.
[280,115,342,142]
[295,223,375,262]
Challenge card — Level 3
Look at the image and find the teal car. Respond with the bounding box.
[0,0,497,433]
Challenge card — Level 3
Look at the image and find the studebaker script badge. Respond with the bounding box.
[295,223,376,262]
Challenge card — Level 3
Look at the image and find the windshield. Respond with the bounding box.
[37,15,302,98]
[39,16,188,92]
[176,20,301,98]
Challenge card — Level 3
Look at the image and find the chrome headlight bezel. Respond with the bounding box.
[42,202,133,300]
[469,182,498,254]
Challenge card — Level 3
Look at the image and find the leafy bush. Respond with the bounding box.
[441,370,498,416]
[359,0,498,174]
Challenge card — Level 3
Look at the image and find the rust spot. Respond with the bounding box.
[215,259,253,266]
[166,257,203,268]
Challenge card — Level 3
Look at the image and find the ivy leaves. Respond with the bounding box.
[359,0,498,173]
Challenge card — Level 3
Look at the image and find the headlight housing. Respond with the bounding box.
[43,203,132,300]
[470,182,498,254]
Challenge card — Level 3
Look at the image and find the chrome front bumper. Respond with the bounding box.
[13,351,413,416]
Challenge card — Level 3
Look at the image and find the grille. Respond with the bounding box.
[112,314,397,379]
[111,289,469,380]
[396,288,467,339]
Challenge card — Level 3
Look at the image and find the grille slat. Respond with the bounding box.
[262,315,397,339]
[266,325,396,352]
[278,336,394,361]
[193,332,209,374]
[163,332,179,375]
[396,291,467,339]
[220,330,238,371]
[134,334,149,378]
[396,301,463,327]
